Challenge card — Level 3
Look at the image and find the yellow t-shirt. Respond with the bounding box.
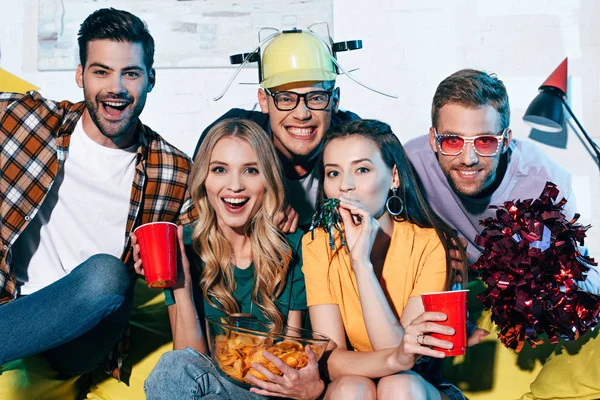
[302,220,447,352]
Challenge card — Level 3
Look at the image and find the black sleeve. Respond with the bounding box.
[332,109,361,125]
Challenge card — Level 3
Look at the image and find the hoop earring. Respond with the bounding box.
[386,188,404,216]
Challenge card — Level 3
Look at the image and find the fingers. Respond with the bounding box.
[289,210,299,233]
[262,351,297,376]
[338,197,370,220]
[176,225,192,280]
[406,342,448,359]
[467,328,491,347]
[248,386,285,397]
[247,362,284,386]
[177,225,186,253]
[450,247,465,282]
[449,249,463,263]
[450,245,467,284]
[133,259,144,276]
[131,232,140,262]
[132,243,141,262]
[277,207,288,226]
[305,345,318,366]
[409,311,448,325]
[131,232,144,275]
[245,373,284,394]
[337,206,354,228]
[279,216,290,232]
[278,205,299,233]
[451,265,463,283]
[338,203,368,228]
[403,332,452,359]
[451,237,468,250]
[417,334,454,350]
[413,321,455,337]
[281,215,293,233]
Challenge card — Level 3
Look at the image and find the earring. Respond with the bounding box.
[386,188,404,216]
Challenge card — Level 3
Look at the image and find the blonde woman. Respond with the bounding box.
[135,119,324,400]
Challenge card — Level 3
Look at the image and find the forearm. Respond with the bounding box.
[172,287,207,353]
[353,261,404,349]
[326,347,410,381]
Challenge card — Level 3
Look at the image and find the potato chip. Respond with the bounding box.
[276,340,303,352]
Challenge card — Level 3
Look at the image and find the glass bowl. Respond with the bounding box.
[205,317,331,387]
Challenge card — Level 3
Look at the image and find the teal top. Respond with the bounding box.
[164,225,307,326]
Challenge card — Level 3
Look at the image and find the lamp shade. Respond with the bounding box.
[523,90,564,133]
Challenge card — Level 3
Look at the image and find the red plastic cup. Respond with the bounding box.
[134,222,178,288]
[421,289,469,356]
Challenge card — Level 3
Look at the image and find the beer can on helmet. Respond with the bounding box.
[260,31,337,89]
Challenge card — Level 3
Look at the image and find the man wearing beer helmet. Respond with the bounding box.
[195,28,363,228]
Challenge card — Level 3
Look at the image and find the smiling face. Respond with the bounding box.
[322,135,399,218]
[76,39,154,147]
[429,103,512,197]
[205,136,267,231]
[258,81,338,163]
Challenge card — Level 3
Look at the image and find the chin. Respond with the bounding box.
[100,129,127,139]
[97,121,130,138]
[222,218,250,230]
[452,182,485,197]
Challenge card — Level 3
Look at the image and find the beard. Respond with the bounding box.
[444,167,497,197]
[83,88,146,139]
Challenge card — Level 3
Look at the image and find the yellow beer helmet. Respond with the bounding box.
[260,31,337,89]
[214,25,397,101]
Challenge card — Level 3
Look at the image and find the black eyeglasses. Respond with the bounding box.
[264,88,337,111]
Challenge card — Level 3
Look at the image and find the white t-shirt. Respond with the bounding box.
[13,119,137,294]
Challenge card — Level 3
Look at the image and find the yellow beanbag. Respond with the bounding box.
[0,356,89,400]
[520,327,600,400]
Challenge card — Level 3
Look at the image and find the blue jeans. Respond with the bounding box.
[145,347,267,400]
[0,254,134,376]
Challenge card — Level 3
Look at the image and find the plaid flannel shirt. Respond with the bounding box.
[0,91,198,304]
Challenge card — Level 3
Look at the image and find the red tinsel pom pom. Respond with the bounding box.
[471,182,600,352]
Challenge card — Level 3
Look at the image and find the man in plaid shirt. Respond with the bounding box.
[0,8,195,377]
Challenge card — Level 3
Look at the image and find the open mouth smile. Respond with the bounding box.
[221,197,250,213]
[100,99,131,120]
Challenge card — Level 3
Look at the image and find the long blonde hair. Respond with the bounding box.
[190,118,291,332]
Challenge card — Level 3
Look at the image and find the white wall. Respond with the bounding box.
[2,0,599,254]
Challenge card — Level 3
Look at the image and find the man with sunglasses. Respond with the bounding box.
[193,31,359,229]
[404,68,600,399]
[405,69,585,266]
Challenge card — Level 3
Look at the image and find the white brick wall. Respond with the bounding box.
[1,0,598,254]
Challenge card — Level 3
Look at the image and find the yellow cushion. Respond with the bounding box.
[520,327,600,400]
[0,356,88,400]
[0,280,173,400]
